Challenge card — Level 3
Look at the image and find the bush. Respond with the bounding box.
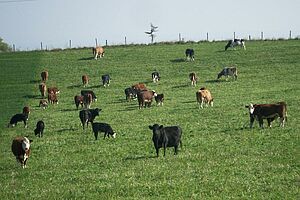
[0,37,12,52]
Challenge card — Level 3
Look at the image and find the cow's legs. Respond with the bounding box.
[258,118,264,128]
[267,118,272,128]
[279,117,285,127]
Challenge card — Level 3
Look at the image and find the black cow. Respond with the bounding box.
[102,74,110,87]
[92,122,116,140]
[124,87,138,101]
[79,108,102,130]
[34,120,45,137]
[155,93,164,106]
[8,113,29,128]
[149,124,182,157]
[185,49,194,61]
[81,90,97,102]
[152,71,160,83]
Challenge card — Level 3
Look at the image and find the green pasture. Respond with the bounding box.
[0,40,299,199]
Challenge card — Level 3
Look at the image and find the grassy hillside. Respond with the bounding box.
[0,40,299,199]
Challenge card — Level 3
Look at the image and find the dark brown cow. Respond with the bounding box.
[137,90,157,109]
[39,82,47,97]
[82,75,89,87]
[93,46,105,60]
[83,93,93,109]
[22,106,30,115]
[47,87,60,95]
[74,95,84,109]
[132,83,147,91]
[196,87,213,109]
[189,73,197,86]
[11,136,32,168]
[48,92,58,104]
[41,71,48,82]
[245,102,287,128]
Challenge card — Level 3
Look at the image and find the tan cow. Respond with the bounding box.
[82,75,89,87]
[189,73,197,86]
[39,82,47,97]
[196,87,213,109]
[93,46,105,60]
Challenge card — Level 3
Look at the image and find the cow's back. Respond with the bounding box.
[163,126,182,147]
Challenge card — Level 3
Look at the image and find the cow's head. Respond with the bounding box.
[245,104,255,115]
[22,137,32,159]
[152,90,158,97]
[149,124,164,136]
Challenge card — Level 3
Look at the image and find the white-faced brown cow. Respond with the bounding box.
[11,136,32,168]
[137,90,157,109]
[189,73,197,87]
[47,87,60,95]
[245,102,287,128]
[93,46,105,60]
[217,67,238,81]
[196,87,213,109]
[82,75,89,87]
[39,82,47,97]
[41,71,48,82]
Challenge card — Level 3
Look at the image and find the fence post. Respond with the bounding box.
[106,40,108,46]
[249,35,251,40]
[95,38,98,47]
[261,32,264,40]
[69,40,72,48]
[125,36,127,45]
[13,44,15,52]
[289,30,292,39]
[206,32,209,41]
[234,32,236,39]
[40,42,43,50]
[179,33,181,42]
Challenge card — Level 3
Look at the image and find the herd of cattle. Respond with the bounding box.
[8,41,288,168]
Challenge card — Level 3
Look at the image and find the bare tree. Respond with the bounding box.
[145,23,158,43]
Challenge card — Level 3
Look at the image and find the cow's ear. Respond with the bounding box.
[29,139,33,143]
[245,105,249,108]
[159,125,164,129]
[149,126,153,130]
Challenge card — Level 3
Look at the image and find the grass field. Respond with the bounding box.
[0,40,299,199]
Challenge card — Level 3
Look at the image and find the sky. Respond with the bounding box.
[0,0,299,50]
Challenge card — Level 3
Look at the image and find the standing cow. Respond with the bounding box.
[124,87,138,101]
[102,74,110,87]
[149,124,182,157]
[155,93,164,106]
[245,102,287,128]
[39,82,47,97]
[34,120,45,137]
[137,90,157,109]
[79,108,102,130]
[8,113,29,128]
[152,71,160,83]
[196,87,213,109]
[74,95,84,109]
[82,75,89,87]
[81,90,97,102]
[185,49,195,61]
[92,122,116,140]
[93,46,105,60]
[11,136,33,168]
[189,73,197,86]
[225,39,246,50]
[217,67,238,80]
[41,71,48,82]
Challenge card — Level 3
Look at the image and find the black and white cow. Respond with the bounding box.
[34,120,45,137]
[155,93,164,106]
[81,90,97,102]
[102,74,110,87]
[225,39,246,50]
[92,122,116,140]
[124,87,138,101]
[152,71,160,83]
[8,113,29,128]
[79,108,102,130]
[185,49,195,61]
[149,124,182,157]
[217,67,238,80]
[11,136,32,168]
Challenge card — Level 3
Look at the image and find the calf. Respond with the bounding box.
[152,71,160,83]
[8,113,29,128]
[155,93,164,106]
[217,67,238,80]
[93,46,105,60]
[185,49,195,61]
[196,87,213,109]
[81,90,97,102]
[11,136,32,168]
[48,92,58,104]
[245,102,287,128]
[39,82,47,97]
[74,95,84,109]
[82,75,89,87]
[92,122,116,140]
[189,72,197,86]
[124,87,138,101]
[132,83,147,91]
[39,99,48,109]
[41,71,48,82]
[47,87,60,95]
[149,124,182,157]
[79,108,102,130]
[83,93,93,109]
[137,90,157,109]
[34,120,45,137]
[101,74,110,87]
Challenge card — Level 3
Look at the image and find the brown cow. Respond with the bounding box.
[41,71,48,82]
[39,82,47,97]
[48,92,58,104]
[132,83,147,91]
[93,46,105,60]
[83,93,93,109]
[137,90,157,109]
[82,75,89,87]
[11,136,32,168]
[39,99,48,109]
[74,95,84,109]
[22,106,30,115]
[47,87,60,95]
[245,102,287,128]
[189,73,197,86]
[196,87,213,109]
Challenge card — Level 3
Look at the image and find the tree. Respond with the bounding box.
[0,37,12,52]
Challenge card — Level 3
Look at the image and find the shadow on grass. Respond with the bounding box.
[170,58,185,63]
[78,57,95,61]
[57,128,77,133]
[205,79,223,83]
[124,155,157,161]
[61,108,77,112]
[30,80,41,84]
[87,85,101,89]
[182,100,195,104]
[23,94,41,99]
[172,84,189,89]
[67,84,82,89]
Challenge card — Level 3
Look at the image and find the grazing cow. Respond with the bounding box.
[41,71,48,82]
[149,124,182,157]
[48,92,58,104]
[82,75,89,87]
[137,90,157,109]
[22,106,30,115]
[245,102,287,128]
[101,74,110,87]
[8,113,29,128]
[39,99,48,109]
[34,120,45,137]
[217,67,238,80]
[124,87,138,101]
[155,93,164,106]
[225,39,246,50]
[79,108,102,130]
[83,93,93,109]
[93,46,105,60]
[11,136,33,168]
[92,122,116,140]
[39,82,47,97]
[189,72,197,86]
[132,83,147,91]
[47,87,60,94]
[81,90,97,102]
[74,95,84,109]
[185,49,195,61]
[196,87,214,109]
[152,71,160,83]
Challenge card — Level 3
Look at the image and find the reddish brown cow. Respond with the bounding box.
[74,95,84,109]
[41,71,48,82]
[137,90,157,109]
[82,75,89,87]
[93,46,105,60]
[83,93,93,109]
[47,87,60,94]
[22,106,30,115]
[11,136,32,168]
[132,83,147,91]
[196,87,213,109]
[39,82,47,97]
[189,73,197,86]
[48,92,58,104]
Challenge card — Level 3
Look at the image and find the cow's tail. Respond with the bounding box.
[278,101,288,122]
